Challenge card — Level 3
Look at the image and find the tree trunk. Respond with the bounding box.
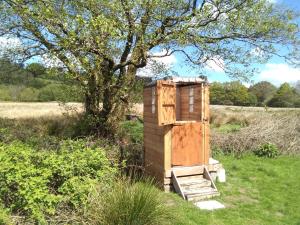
[84,74,100,116]
[82,63,137,138]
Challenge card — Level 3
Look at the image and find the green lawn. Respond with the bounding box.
[169,155,300,225]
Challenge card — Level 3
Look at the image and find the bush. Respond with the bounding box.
[18,87,39,101]
[254,143,279,158]
[86,179,174,225]
[27,78,51,89]
[38,83,83,102]
[0,205,12,225]
[0,140,116,223]
[0,86,11,101]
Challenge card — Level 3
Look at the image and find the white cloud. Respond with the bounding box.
[0,36,23,56]
[258,63,300,86]
[251,47,265,57]
[203,56,225,72]
[137,49,177,77]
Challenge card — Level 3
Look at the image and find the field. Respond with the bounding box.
[0,101,298,118]
[0,102,299,224]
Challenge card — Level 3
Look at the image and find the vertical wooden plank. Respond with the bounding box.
[164,125,172,172]
[176,88,181,120]
[204,84,210,122]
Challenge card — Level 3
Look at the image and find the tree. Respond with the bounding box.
[249,81,277,106]
[293,80,300,94]
[0,57,29,84]
[224,81,257,106]
[1,0,299,136]
[210,82,226,105]
[26,63,46,78]
[268,83,300,107]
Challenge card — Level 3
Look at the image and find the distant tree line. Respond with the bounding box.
[210,81,300,108]
[0,58,83,102]
[1,57,299,108]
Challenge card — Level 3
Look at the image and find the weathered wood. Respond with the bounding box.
[157,80,176,125]
[165,165,204,177]
[172,122,202,166]
[203,166,218,191]
[171,171,185,199]
[143,78,212,191]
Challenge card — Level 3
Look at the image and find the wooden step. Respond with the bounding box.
[186,191,220,202]
[184,187,216,195]
[177,175,203,181]
[171,166,219,201]
[179,178,211,187]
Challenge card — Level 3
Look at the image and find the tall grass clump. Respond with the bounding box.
[86,178,174,225]
[211,110,300,155]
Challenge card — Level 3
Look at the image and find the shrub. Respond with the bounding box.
[0,140,116,223]
[0,205,12,225]
[254,143,279,158]
[86,178,174,225]
[0,86,11,101]
[27,78,50,89]
[18,87,39,101]
[120,121,143,144]
[38,83,83,102]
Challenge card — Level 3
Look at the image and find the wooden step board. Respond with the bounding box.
[171,166,219,201]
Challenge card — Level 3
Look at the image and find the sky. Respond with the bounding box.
[0,0,299,87]
[145,0,300,87]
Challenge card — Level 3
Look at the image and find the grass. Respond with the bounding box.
[213,123,243,133]
[170,154,300,225]
[0,103,299,224]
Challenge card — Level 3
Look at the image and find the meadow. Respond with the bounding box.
[0,102,299,224]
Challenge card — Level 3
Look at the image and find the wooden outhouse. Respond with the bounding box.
[143,77,222,201]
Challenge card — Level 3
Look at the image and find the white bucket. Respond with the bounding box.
[217,168,226,183]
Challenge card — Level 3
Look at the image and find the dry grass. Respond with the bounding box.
[0,102,144,119]
[210,108,300,155]
[0,102,299,154]
[0,102,83,119]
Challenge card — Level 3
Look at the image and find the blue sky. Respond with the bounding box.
[163,0,300,86]
[0,0,299,86]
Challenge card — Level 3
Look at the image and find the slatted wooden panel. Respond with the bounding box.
[179,85,202,121]
[144,121,165,183]
[157,81,176,125]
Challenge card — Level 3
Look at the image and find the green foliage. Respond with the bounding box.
[0,204,12,225]
[210,82,227,105]
[120,121,143,144]
[86,179,174,225]
[210,81,257,106]
[1,0,299,134]
[0,140,116,223]
[0,86,11,101]
[38,84,83,102]
[254,143,279,158]
[249,81,277,106]
[26,63,46,78]
[18,87,39,101]
[214,124,242,134]
[268,83,300,107]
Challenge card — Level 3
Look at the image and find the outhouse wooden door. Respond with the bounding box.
[171,122,202,166]
[157,80,176,125]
